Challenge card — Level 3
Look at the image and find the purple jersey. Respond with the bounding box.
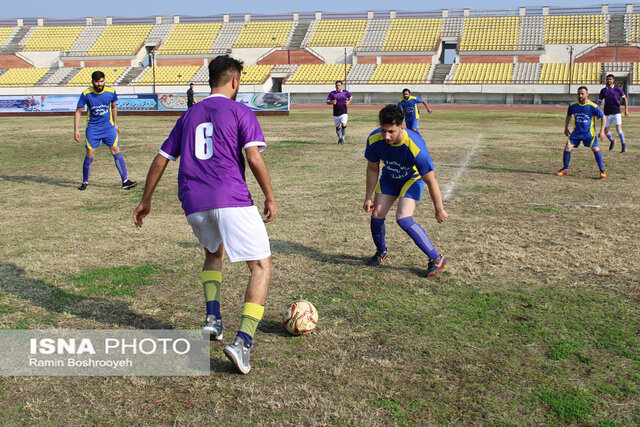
[159,94,266,216]
[327,90,352,116]
[598,85,625,115]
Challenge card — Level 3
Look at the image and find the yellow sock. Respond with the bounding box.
[239,302,264,337]
[201,270,221,302]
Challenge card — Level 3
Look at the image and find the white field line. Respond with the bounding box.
[441,133,482,201]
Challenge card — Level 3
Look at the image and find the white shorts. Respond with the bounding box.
[606,114,622,127]
[333,114,348,127]
[186,206,271,262]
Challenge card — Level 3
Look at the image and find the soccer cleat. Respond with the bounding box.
[78,182,88,191]
[599,171,607,179]
[621,147,627,153]
[122,179,138,190]
[202,315,223,341]
[556,169,569,176]
[366,250,388,266]
[426,257,447,277]
[609,139,615,151]
[224,336,252,374]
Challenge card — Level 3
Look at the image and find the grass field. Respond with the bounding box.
[0,107,639,424]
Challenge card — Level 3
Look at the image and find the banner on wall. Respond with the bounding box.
[41,95,78,112]
[157,92,290,112]
[0,96,43,112]
[116,94,157,111]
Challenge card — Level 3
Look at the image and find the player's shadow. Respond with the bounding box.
[0,174,79,188]
[0,263,173,329]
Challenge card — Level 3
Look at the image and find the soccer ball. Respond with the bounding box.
[283,300,318,335]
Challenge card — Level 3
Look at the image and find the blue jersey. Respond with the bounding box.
[77,87,117,129]
[567,100,603,140]
[398,96,423,122]
[364,128,434,181]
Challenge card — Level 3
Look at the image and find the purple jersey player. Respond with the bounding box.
[326,80,352,144]
[134,55,277,375]
[597,74,629,152]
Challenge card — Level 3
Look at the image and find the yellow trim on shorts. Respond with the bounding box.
[399,175,421,197]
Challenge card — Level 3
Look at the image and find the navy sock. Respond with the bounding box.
[397,216,440,259]
[206,300,221,318]
[563,150,571,170]
[370,217,387,252]
[236,331,252,346]
[82,156,93,183]
[594,150,604,171]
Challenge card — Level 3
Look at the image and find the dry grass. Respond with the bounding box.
[0,107,639,424]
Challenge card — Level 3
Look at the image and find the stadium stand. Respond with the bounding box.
[0,27,16,47]
[158,23,222,55]
[287,64,351,84]
[544,15,606,45]
[513,62,541,83]
[539,62,602,84]
[234,21,293,48]
[359,19,390,51]
[305,19,366,47]
[460,17,519,51]
[65,67,128,86]
[518,16,545,49]
[452,63,514,84]
[346,63,376,83]
[88,25,153,56]
[135,65,200,86]
[22,26,83,52]
[369,63,431,84]
[239,64,274,84]
[383,18,442,51]
[0,67,49,87]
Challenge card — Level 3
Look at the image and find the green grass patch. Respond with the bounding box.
[70,264,163,297]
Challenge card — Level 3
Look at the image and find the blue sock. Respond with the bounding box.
[206,300,221,318]
[236,331,252,346]
[594,150,604,171]
[397,216,440,259]
[563,150,571,170]
[619,131,626,149]
[82,156,93,183]
[113,152,128,182]
[606,132,615,143]
[370,217,387,252]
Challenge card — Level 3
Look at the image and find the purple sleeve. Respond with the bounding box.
[238,108,265,148]
[346,91,352,99]
[327,91,334,102]
[618,86,626,98]
[598,88,605,101]
[159,116,184,160]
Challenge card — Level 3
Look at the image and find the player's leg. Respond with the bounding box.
[396,180,446,276]
[605,115,616,150]
[216,206,271,374]
[590,145,606,178]
[340,115,348,141]
[557,139,576,175]
[187,210,226,340]
[333,116,342,143]
[367,192,397,266]
[79,136,98,190]
[615,121,626,152]
[105,130,137,189]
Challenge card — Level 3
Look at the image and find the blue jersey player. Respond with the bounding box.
[397,88,432,132]
[74,70,137,191]
[557,86,607,179]
[363,105,448,278]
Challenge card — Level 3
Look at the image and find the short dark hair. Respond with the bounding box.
[208,55,243,88]
[578,86,588,93]
[379,104,405,126]
[335,80,343,85]
[91,71,105,82]
[606,74,615,79]
[402,88,410,93]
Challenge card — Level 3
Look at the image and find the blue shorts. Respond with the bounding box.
[376,173,425,201]
[85,126,118,150]
[406,118,419,131]
[567,134,598,148]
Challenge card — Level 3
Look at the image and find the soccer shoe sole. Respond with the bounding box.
[223,345,251,374]
[202,327,223,341]
[122,182,138,190]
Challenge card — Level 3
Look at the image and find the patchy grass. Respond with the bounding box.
[0,108,639,424]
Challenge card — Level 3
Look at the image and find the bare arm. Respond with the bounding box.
[422,100,432,114]
[622,96,629,117]
[598,116,605,140]
[74,107,83,142]
[245,146,277,223]
[111,102,119,133]
[363,161,379,212]
[422,171,448,224]
[346,97,352,105]
[133,154,170,227]
[564,113,572,137]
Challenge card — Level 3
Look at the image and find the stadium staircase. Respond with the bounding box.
[0,26,30,53]
[286,21,311,49]
[118,67,146,85]
[431,63,452,84]
[609,14,626,43]
[35,68,58,86]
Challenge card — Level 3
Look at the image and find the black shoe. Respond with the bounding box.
[122,179,138,190]
[609,139,615,151]
[78,182,88,191]
[366,250,387,266]
[426,257,447,277]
